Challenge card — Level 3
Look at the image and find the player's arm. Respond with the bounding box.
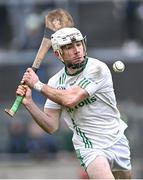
[41,85,89,108]
[39,64,110,107]
[16,85,61,134]
[21,68,89,108]
[26,101,61,134]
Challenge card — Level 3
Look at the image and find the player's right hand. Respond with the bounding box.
[16,85,27,96]
[16,85,32,105]
[21,68,39,88]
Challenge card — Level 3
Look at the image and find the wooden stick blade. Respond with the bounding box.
[45,8,74,31]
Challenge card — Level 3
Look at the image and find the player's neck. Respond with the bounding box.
[68,67,81,74]
[65,56,88,76]
[65,66,84,76]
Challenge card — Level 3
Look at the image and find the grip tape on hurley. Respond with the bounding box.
[5,96,24,117]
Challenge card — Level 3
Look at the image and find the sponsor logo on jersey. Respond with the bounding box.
[67,96,96,113]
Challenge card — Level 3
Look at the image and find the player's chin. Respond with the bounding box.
[73,57,83,64]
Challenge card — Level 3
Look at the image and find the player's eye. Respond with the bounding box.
[76,41,82,46]
[66,44,73,49]
[62,44,72,50]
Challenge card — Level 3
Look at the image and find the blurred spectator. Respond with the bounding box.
[123,0,140,43]
[22,12,43,50]
[0,5,12,48]
[27,122,59,158]
[8,120,28,153]
[6,0,56,50]
[7,118,59,157]
[113,0,142,55]
[6,0,36,49]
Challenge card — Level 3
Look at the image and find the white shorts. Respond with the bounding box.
[75,134,131,171]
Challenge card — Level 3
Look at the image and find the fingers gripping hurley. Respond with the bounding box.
[5,8,74,117]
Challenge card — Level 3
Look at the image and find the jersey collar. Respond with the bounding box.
[65,56,88,76]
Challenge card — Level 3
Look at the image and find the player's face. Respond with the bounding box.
[61,41,85,65]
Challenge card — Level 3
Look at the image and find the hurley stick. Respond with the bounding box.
[5,8,74,117]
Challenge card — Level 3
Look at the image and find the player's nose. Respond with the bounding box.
[73,44,79,53]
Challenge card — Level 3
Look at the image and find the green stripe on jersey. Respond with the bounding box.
[59,73,66,84]
[72,119,93,148]
[78,78,91,88]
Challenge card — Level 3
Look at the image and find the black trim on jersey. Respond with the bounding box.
[65,57,88,76]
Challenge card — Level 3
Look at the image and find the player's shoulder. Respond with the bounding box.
[87,57,109,70]
[48,67,65,85]
[86,57,111,81]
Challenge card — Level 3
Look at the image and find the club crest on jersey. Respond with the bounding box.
[57,85,66,90]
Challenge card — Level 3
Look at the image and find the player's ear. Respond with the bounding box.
[54,51,59,58]
[54,50,64,62]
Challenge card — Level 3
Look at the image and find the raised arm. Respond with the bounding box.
[41,85,89,108]
[21,68,89,108]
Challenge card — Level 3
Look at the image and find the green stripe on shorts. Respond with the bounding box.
[76,149,87,170]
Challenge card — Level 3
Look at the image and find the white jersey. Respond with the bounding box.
[44,57,127,149]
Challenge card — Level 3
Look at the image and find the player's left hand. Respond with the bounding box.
[21,68,39,88]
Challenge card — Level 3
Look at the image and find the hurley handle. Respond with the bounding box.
[5,67,38,117]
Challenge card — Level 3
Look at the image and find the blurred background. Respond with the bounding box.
[0,0,143,178]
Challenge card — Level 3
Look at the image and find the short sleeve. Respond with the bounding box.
[44,99,61,109]
[44,77,61,109]
[77,62,112,96]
